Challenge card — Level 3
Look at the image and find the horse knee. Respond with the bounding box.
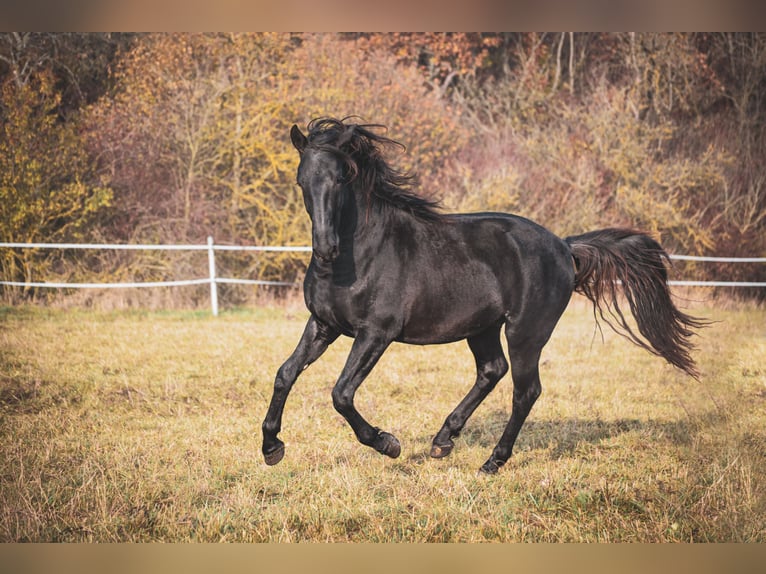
[274,362,300,391]
[514,378,541,407]
[331,384,354,414]
[490,356,510,381]
[273,375,289,395]
[478,356,508,390]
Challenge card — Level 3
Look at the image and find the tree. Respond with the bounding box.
[448,33,733,255]
[346,33,501,98]
[85,33,306,289]
[0,32,134,113]
[289,34,468,192]
[0,69,111,297]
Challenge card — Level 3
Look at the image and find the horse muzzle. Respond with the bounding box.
[312,237,340,263]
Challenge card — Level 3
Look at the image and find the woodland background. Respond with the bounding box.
[1,32,765,305]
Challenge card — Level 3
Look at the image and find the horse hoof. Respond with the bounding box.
[478,459,502,475]
[430,441,454,459]
[376,431,401,458]
[263,443,285,466]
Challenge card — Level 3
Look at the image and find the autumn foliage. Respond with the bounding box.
[1,33,764,304]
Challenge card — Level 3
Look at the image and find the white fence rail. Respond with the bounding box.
[1,237,764,316]
[1,237,311,316]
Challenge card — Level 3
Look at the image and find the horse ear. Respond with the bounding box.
[337,125,356,149]
[290,124,307,154]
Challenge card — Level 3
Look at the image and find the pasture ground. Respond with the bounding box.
[1,297,764,542]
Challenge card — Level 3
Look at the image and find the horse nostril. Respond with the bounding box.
[313,245,339,263]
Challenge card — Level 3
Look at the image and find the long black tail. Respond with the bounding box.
[565,228,707,379]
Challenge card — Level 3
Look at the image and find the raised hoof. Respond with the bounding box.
[430,441,454,459]
[375,431,401,459]
[263,443,285,466]
[478,459,503,475]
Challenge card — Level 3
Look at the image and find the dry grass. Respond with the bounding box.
[0,299,764,542]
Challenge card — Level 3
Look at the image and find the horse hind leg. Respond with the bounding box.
[431,324,508,459]
[479,341,543,474]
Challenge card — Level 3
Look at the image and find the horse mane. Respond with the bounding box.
[304,117,443,222]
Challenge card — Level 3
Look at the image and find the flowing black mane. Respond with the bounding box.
[304,117,443,222]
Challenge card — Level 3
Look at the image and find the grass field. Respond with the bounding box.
[1,298,764,542]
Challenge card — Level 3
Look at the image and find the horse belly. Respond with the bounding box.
[397,274,505,345]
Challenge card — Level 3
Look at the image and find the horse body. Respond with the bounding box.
[262,117,705,474]
[305,209,574,346]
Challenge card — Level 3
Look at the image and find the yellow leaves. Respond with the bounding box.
[449,64,738,255]
[0,64,113,293]
[83,186,114,215]
[1,73,109,237]
[289,34,467,193]
[462,167,522,214]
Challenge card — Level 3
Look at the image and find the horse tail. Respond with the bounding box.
[565,228,707,379]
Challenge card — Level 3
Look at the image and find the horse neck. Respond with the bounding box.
[327,185,398,270]
[347,183,409,243]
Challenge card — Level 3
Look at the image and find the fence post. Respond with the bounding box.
[207,236,219,317]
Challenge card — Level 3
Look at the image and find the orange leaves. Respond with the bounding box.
[352,33,499,94]
[3,32,766,302]
[276,34,468,195]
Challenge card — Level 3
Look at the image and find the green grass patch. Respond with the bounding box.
[1,301,764,541]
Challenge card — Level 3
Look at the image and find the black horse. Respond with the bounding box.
[262,117,705,474]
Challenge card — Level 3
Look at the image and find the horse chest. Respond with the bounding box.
[304,271,374,336]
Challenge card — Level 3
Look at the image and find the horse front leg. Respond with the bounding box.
[331,331,401,458]
[262,315,338,466]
